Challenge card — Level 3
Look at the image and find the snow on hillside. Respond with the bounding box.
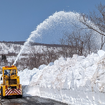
[0,43,21,54]
[18,50,105,105]
[0,42,53,69]
[0,42,44,55]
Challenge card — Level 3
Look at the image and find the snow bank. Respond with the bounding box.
[19,50,105,104]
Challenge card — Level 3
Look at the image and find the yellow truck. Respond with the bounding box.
[0,65,22,98]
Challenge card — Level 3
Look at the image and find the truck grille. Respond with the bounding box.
[9,79,17,84]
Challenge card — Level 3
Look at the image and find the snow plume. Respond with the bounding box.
[13,31,40,65]
[13,11,100,65]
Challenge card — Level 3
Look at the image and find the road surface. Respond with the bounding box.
[0,96,68,105]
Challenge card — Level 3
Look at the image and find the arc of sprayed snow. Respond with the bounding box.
[13,31,40,65]
[13,11,100,66]
[13,11,80,66]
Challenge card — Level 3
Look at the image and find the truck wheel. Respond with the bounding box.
[17,95,22,98]
[1,87,4,99]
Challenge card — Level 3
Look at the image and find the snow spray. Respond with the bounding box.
[13,11,100,65]
[13,31,40,65]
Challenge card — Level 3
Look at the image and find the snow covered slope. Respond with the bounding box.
[0,42,56,70]
[19,50,105,105]
[0,42,22,54]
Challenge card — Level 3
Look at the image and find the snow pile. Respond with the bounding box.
[19,50,105,104]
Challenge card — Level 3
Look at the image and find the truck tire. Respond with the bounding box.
[16,95,22,98]
[1,87,4,99]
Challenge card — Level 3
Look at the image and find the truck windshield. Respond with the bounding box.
[4,69,16,75]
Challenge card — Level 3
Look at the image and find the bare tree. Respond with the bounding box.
[25,46,60,69]
[79,3,105,49]
[60,29,97,57]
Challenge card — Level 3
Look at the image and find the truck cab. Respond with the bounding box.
[0,65,22,98]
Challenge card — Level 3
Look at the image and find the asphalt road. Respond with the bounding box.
[0,96,68,105]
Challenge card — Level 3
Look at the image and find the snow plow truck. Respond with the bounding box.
[0,65,22,98]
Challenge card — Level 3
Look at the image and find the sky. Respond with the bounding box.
[0,0,105,44]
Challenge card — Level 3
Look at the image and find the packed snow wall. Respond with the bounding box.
[17,50,105,105]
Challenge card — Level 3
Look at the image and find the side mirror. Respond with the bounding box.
[1,77,2,80]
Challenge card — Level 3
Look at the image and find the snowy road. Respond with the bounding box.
[0,96,67,105]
